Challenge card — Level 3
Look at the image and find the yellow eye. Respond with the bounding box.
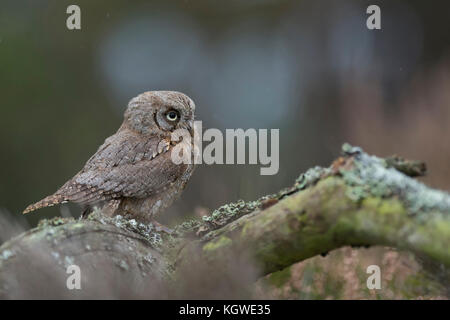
[166,110,179,121]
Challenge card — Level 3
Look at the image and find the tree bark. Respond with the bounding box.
[1,144,449,298]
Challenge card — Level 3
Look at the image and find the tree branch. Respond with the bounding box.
[1,144,449,298]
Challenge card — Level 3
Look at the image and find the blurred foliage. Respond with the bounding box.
[1,0,449,226]
[0,0,449,299]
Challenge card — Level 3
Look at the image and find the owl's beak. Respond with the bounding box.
[178,120,194,137]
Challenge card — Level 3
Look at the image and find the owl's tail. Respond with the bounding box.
[23,194,67,214]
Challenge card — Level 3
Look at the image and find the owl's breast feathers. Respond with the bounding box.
[23,129,193,214]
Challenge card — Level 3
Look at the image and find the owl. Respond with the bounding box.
[23,91,196,227]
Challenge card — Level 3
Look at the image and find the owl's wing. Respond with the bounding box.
[56,131,188,204]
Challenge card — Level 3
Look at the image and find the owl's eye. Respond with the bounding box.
[166,110,179,122]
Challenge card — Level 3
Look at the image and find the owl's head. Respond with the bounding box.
[123,91,195,135]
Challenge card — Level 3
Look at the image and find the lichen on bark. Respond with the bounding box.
[0,144,449,298]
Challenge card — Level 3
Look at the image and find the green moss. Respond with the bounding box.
[240,220,254,238]
[378,198,405,216]
[400,270,447,298]
[361,196,382,209]
[199,165,333,233]
[203,236,233,252]
[268,266,291,288]
[361,197,406,217]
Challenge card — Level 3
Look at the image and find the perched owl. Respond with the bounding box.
[23,91,196,226]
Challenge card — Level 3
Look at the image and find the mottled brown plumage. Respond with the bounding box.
[24,91,196,223]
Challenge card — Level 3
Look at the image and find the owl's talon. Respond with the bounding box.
[80,206,92,219]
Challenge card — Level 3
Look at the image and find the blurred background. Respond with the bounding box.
[0,0,449,298]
